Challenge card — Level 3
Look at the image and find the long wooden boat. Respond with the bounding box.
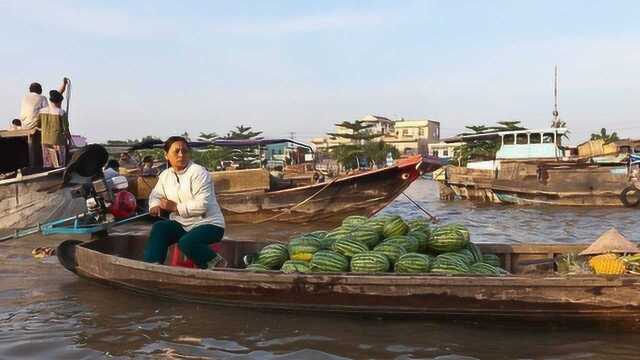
[130,156,440,229]
[438,162,634,206]
[58,234,640,322]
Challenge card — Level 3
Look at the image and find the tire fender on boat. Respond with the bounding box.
[620,186,640,207]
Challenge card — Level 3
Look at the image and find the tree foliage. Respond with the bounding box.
[590,128,619,144]
[327,120,382,143]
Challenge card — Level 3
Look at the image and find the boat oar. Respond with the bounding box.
[402,192,439,223]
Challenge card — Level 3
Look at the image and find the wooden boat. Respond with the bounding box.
[58,235,640,322]
[0,129,85,229]
[436,128,638,206]
[130,155,440,228]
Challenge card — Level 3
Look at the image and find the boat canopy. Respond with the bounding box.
[123,138,313,152]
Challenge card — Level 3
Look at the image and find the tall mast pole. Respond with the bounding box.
[552,65,560,127]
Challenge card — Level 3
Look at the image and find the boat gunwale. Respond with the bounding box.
[75,242,638,289]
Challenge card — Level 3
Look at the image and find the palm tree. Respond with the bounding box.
[590,128,620,144]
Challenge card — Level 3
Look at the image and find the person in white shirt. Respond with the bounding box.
[103,160,120,180]
[143,136,227,269]
[19,78,69,130]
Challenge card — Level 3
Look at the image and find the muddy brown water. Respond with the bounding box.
[2,179,640,359]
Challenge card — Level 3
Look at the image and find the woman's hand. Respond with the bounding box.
[149,206,161,217]
[159,198,178,213]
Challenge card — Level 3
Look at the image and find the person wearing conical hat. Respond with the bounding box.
[579,228,639,256]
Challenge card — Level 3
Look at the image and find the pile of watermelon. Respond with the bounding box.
[246,215,508,276]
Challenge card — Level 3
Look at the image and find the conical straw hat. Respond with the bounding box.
[579,228,639,256]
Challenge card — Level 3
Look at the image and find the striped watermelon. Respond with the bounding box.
[383,217,409,238]
[306,230,328,240]
[373,242,407,264]
[281,260,311,273]
[395,253,432,273]
[342,215,369,229]
[288,236,321,261]
[365,218,386,236]
[407,230,430,253]
[333,238,369,257]
[456,248,475,264]
[382,236,419,253]
[408,218,431,237]
[349,226,381,248]
[256,243,289,269]
[321,228,351,250]
[465,243,483,264]
[469,262,504,276]
[350,251,390,273]
[429,226,470,253]
[309,250,350,272]
[245,263,270,272]
[439,223,470,242]
[431,253,471,274]
[482,254,502,267]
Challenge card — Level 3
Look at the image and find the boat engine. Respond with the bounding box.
[70,175,136,221]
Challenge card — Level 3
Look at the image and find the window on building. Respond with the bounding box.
[419,128,424,136]
[530,133,541,144]
[432,150,439,156]
[516,133,528,144]
[403,129,409,136]
[503,134,515,145]
[443,149,449,157]
[543,133,555,144]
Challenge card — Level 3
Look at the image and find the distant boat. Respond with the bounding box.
[435,127,640,207]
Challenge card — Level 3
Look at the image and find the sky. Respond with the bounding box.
[1,0,639,145]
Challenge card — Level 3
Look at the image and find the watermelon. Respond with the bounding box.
[256,243,289,269]
[333,238,369,257]
[245,263,270,272]
[456,248,475,264]
[373,242,407,264]
[342,215,369,229]
[350,251,390,273]
[382,236,419,253]
[469,262,505,276]
[281,260,311,273]
[383,217,409,238]
[306,230,328,240]
[482,254,502,267]
[395,253,432,273]
[466,243,483,264]
[431,253,471,274]
[288,236,321,261]
[439,224,470,242]
[407,230,430,253]
[309,250,350,272]
[349,226,381,248]
[365,218,386,236]
[408,218,431,236]
[429,226,470,253]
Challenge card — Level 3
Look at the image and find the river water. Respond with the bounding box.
[1,179,640,359]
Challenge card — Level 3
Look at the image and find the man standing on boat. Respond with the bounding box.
[38,89,72,168]
[19,78,69,130]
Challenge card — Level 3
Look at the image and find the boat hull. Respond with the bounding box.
[439,163,633,206]
[59,236,640,322]
[0,170,85,229]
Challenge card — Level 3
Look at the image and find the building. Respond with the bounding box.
[427,141,464,160]
[311,115,440,156]
[383,119,440,155]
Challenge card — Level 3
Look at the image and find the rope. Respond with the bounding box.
[253,176,341,224]
[402,191,439,223]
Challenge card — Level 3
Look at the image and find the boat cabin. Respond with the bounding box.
[0,129,43,176]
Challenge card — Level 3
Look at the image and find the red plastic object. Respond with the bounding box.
[168,243,222,268]
[110,191,137,218]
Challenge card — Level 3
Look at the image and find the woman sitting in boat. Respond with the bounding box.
[143,136,227,268]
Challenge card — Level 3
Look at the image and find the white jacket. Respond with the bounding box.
[148,161,225,230]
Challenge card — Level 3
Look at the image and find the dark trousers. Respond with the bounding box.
[143,220,224,268]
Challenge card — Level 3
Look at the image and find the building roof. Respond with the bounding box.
[360,114,393,123]
[393,120,432,128]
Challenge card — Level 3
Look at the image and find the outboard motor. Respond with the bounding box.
[64,144,137,221]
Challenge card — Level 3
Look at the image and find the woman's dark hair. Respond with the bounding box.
[49,90,64,103]
[164,136,190,167]
[164,136,189,152]
[12,119,21,126]
[106,159,119,171]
